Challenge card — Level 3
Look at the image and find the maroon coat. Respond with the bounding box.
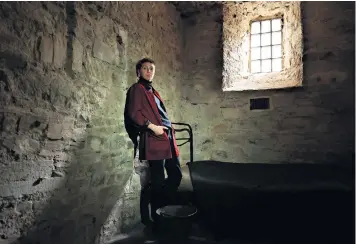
[125,82,180,161]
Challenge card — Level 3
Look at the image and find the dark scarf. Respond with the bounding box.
[138,77,152,91]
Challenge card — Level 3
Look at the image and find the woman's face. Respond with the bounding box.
[139,62,155,81]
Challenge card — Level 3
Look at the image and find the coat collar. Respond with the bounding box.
[138,83,163,124]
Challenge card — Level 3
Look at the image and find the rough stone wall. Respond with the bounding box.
[0,2,183,244]
[181,2,354,166]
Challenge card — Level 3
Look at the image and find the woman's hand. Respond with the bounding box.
[154,125,168,136]
[148,124,168,136]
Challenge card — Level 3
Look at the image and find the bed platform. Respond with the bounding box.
[173,123,354,243]
[186,160,353,243]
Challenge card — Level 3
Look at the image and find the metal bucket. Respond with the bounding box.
[156,205,198,241]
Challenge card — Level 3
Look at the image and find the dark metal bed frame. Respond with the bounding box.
[172,122,194,163]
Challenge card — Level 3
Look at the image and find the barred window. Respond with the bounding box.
[250,18,283,74]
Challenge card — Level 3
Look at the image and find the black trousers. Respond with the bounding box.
[141,129,182,223]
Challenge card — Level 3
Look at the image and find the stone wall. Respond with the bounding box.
[0,2,184,244]
[181,2,354,166]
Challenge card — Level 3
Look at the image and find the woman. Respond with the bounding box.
[124,58,182,227]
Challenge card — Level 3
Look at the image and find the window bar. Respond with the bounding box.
[270,20,272,72]
[259,23,262,73]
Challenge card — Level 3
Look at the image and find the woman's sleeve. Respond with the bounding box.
[127,85,151,129]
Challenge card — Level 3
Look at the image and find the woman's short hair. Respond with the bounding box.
[135,58,155,77]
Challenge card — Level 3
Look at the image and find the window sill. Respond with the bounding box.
[222,66,303,92]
